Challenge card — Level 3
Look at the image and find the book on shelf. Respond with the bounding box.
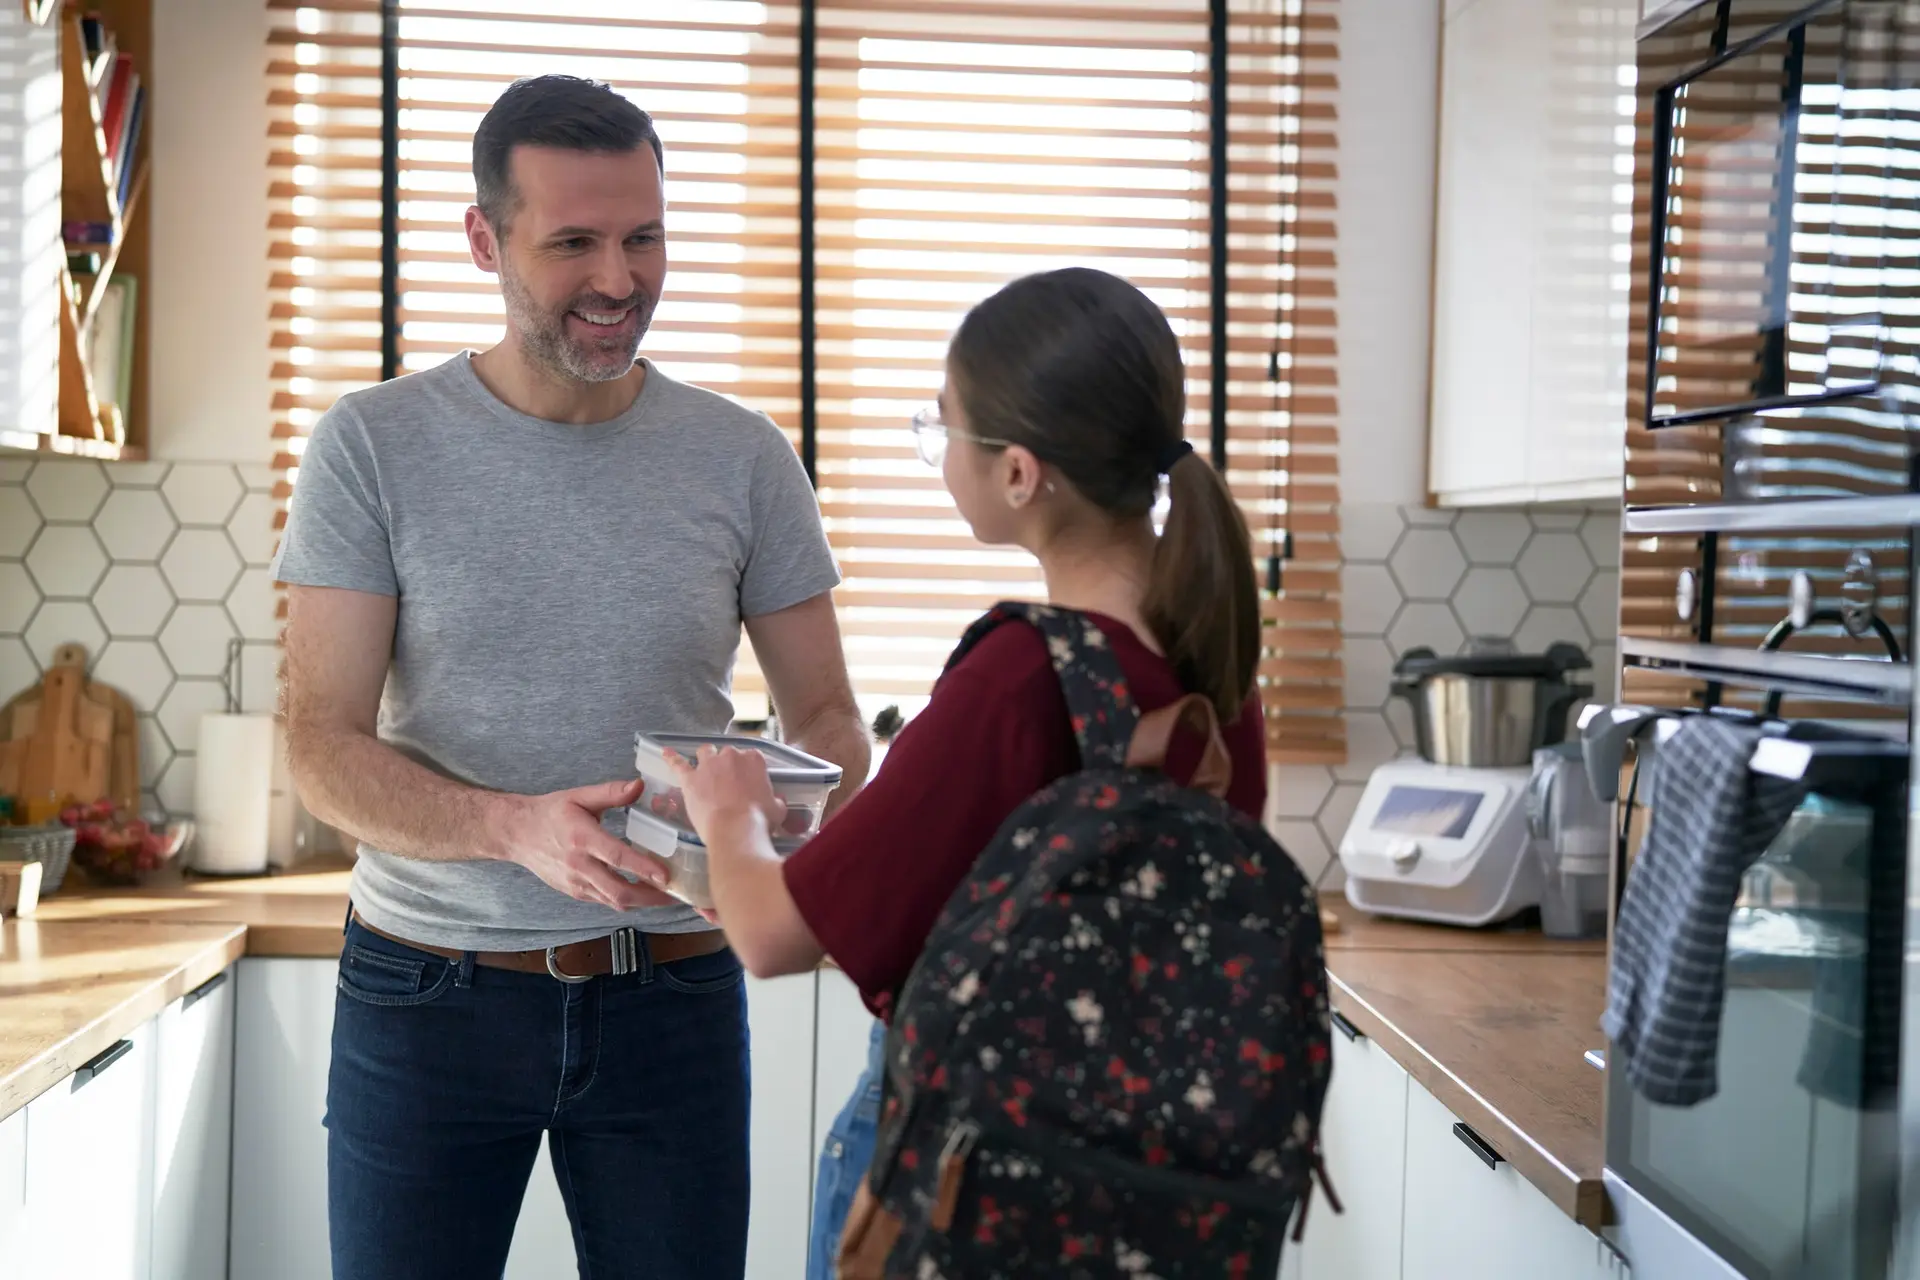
[67,252,101,277]
[63,220,114,246]
[114,86,144,205]
[101,54,135,164]
[86,274,137,417]
[78,15,114,88]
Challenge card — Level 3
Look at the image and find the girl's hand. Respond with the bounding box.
[670,746,786,839]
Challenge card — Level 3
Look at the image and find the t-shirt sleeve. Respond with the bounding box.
[1225,688,1269,820]
[272,401,399,596]
[739,420,840,618]
[782,627,1064,1016]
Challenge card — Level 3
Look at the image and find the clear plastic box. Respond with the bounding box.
[632,732,842,841]
[623,805,802,911]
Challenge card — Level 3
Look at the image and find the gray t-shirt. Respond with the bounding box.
[273,352,840,950]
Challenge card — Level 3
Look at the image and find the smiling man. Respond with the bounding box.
[274,76,867,1280]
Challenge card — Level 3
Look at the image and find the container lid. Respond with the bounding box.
[634,732,843,786]
[624,804,806,855]
[1394,639,1591,681]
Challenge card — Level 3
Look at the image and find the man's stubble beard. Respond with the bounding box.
[499,254,655,386]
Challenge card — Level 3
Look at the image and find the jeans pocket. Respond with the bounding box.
[656,946,745,995]
[336,943,456,1008]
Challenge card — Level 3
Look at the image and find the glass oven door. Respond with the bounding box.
[1606,724,1908,1278]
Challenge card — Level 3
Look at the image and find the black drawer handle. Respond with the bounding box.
[1330,1010,1363,1042]
[75,1039,133,1087]
[1453,1122,1505,1170]
[182,970,228,1011]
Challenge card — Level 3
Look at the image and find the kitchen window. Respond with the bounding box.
[265,0,1344,762]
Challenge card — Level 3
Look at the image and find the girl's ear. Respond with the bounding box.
[1000,444,1047,508]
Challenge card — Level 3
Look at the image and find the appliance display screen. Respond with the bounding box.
[1371,786,1483,840]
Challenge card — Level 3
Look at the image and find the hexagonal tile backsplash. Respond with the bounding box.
[1280,502,1621,894]
[1,469,1623,865]
[1,459,279,820]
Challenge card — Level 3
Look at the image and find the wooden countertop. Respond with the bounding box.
[22,863,1611,1229]
[33,856,353,957]
[1320,897,1609,1230]
[0,917,246,1121]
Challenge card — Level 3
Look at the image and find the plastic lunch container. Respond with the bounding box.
[632,732,843,841]
[623,805,803,911]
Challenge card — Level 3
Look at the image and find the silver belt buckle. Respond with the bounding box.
[544,927,640,984]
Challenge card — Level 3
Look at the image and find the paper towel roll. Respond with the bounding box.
[192,713,275,875]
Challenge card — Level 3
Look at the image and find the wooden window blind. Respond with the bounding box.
[1622,2,1917,718]
[267,0,1342,762]
[812,0,1342,760]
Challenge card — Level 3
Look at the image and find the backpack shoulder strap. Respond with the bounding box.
[942,601,1138,768]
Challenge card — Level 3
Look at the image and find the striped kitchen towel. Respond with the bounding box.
[1603,715,1808,1106]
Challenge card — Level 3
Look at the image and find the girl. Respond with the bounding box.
[673,266,1271,1265]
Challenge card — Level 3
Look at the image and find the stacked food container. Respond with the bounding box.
[623,731,843,909]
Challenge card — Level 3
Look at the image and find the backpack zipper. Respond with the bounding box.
[939,1114,1300,1226]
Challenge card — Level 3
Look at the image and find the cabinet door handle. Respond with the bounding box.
[182,970,229,1010]
[74,1039,133,1088]
[1330,1010,1363,1042]
[1452,1122,1505,1170]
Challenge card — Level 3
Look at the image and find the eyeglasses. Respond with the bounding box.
[909,406,1012,469]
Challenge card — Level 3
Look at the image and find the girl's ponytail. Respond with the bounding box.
[1142,451,1261,723]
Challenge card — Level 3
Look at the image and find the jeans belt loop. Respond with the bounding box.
[611,927,639,977]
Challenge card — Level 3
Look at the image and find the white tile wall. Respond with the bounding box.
[2,466,1624,861]
[1276,501,1621,891]
[0,459,278,819]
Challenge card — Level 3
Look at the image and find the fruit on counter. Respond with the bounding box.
[59,799,189,880]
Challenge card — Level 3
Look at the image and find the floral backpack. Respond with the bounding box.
[838,602,1337,1280]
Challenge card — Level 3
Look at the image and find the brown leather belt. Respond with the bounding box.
[351,910,728,983]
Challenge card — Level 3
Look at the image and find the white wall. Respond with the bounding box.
[1335,0,1443,508]
[148,0,274,465]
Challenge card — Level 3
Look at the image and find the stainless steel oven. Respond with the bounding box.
[1590,700,1908,1278]
[1604,2,1920,1274]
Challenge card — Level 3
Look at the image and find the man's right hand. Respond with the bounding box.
[494,779,678,911]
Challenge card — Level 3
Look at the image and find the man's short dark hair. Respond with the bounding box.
[473,75,664,234]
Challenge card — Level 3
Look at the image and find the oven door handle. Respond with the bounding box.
[1749,736,1908,789]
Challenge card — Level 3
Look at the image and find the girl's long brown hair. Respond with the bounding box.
[948,267,1260,721]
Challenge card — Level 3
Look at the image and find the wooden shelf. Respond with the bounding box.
[0,429,143,461]
[59,13,120,235]
[28,0,151,463]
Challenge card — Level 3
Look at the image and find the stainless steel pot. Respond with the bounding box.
[1390,640,1592,768]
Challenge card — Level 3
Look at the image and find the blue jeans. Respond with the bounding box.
[325,915,751,1280]
[807,1019,886,1280]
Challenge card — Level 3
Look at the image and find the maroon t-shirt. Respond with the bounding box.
[782,613,1269,1019]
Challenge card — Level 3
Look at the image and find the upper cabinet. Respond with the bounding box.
[1428,0,1639,507]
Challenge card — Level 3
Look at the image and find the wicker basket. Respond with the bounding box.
[0,824,76,893]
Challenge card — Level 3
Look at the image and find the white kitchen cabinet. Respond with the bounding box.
[1402,1082,1621,1280]
[22,1018,159,1280]
[1427,0,1638,507]
[815,966,877,1152]
[1290,1019,1410,1280]
[747,971,820,1278]
[229,958,821,1280]
[230,958,335,1280]
[0,1103,25,1265]
[152,970,235,1280]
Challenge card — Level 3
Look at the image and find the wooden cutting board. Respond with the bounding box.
[0,644,140,818]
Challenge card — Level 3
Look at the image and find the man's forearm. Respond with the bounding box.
[783,705,871,821]
[288,724,518,863]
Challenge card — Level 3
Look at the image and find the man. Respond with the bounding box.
[276,75,868,1280]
